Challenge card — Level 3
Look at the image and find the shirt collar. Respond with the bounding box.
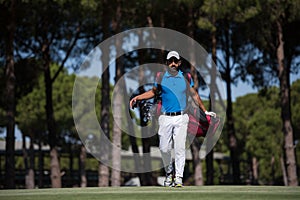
[165,70,183,78]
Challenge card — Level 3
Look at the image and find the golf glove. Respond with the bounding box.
[205,111,216,118]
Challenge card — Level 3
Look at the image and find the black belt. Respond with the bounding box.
[162,111,185,116]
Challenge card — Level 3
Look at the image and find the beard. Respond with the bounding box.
[168,65,178,76]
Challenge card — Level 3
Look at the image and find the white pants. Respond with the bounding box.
[158,114,189,178]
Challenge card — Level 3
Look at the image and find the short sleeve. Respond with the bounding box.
[154,80,158,88]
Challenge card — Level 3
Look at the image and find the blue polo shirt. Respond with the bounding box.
[154,70,194,113]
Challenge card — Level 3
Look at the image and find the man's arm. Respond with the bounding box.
[189,87,207,112]
[189,87,217,117]
[129,87,157,108]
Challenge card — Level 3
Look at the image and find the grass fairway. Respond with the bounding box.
[0,186,299,200]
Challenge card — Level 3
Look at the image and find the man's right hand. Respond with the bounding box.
[130,98,138,109]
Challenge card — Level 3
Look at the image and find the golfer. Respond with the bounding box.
[130,51,216,187]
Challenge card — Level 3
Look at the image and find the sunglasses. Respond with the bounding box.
[166,58,180,65]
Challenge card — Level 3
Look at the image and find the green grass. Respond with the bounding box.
[0,186,299,200]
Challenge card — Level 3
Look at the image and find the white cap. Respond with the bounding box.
[166,51,180,60]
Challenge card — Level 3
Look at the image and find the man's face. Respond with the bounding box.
[166,57,181,72]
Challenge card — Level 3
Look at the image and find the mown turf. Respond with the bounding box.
[0,186,299,200]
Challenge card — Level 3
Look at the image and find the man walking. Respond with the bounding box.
[130,51,216,187]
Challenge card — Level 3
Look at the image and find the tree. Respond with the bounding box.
[12,58,43,188]
[179,0,205,186]
[242,0,300,186]
[247,109,283,185]
[98,0,111,187]
[291,80,300,184]
[291,80,300,139]
[234,88,284,185]
[3,0,16,189]
[17,80,46,188]
[274,3,299,186]
[16,64,88,188]
[12,0,89,188]
[111,0,123,186]
[198,0,259,184]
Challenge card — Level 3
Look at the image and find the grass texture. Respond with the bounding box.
[0,186,299,200]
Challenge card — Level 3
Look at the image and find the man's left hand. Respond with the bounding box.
[205,111,216,118]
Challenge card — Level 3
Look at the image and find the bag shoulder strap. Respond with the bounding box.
[183,72,192,97]
[185,72,191,84]
[156,71,165,85]
[155,71,165,93]
[154,71,165,101]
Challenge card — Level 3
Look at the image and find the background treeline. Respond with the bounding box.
[0,0,299,188]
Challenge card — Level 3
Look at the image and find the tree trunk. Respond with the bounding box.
[280,156,288,186]
[80,145,87,187]
[38,136,44,188]
[187,3,198,88]
[26,137,35,189]
[111,84,122,187]
[124,79,142,176]
[189,137,203,186]
[98,0,111,187]
[137,51,153,186]
[139,90,153,185]
[225,25,240,184]
[111,3,123,185]
[246,153,253,185]
[252,157,258,185]
[68,143,74,187]
[141,130,153,185]
[186,4,205,186]
[4,0,16,189]
[276,20,298,186]
[205,148,214,185]
[270,155,275,185]
[42,39,61,188]
[227,70,240,185]
[22,134,29,188]
[49,148,61,188]
[206,16,217,185]
[128,136,142,172]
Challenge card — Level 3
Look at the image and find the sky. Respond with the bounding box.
[232,72,299,101]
